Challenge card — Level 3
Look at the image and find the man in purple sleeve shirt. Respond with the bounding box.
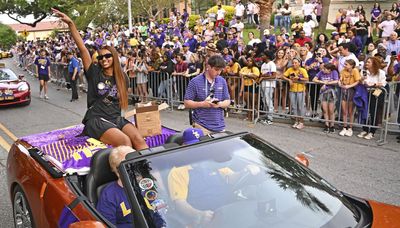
[184,55,230,134]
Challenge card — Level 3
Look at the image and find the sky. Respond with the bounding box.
[0,14,56,25]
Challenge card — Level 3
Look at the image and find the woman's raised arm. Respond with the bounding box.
[52,8,92,71]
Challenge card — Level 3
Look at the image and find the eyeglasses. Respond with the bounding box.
[97,53,113,61]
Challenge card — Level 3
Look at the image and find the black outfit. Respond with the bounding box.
[216,39,229,52]
[68,72,79,101]
[362,88,386,134]
[82,64,130,139]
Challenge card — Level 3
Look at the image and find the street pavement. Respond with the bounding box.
[0,57,399,227]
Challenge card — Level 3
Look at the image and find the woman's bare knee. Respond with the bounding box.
[100,128,132,147]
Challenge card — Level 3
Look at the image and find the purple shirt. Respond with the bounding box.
[97,181,133,228]
[371,8,381,18]
[34,57,51,75]
[184,73,230,131]
[316,70,339,92]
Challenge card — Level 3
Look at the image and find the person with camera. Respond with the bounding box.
[184,55,230,134]
[357,57,387,140]
[283,57,309,130]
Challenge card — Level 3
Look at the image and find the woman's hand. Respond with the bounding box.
[52,8,73,25]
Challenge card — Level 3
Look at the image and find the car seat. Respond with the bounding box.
[85,148,118,206]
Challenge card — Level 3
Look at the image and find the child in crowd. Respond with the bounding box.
[338,59,360,137]
[313,63,339,133]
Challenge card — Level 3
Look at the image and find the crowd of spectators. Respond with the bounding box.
[13,0,400,142]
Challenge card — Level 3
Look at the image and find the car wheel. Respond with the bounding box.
[13,185,34,228]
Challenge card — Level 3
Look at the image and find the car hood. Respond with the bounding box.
[0,80,24,90]
[369,200,400,228]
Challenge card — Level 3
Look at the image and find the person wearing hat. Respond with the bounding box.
[184,55,230,134]
[34,49,52,99]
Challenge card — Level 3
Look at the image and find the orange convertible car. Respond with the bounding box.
[7,125,400,228]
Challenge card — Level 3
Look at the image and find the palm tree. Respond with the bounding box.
[255,0,275,38]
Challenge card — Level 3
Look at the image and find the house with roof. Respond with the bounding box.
[7,21,69,41]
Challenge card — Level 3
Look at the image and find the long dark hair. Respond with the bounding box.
[100,45,128,110]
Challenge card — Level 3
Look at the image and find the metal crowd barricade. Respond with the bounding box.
[381,81,400,144]
[255,79,391,145]
[223,75,256,122]
[129,71,172,106]
[169,74,193,110]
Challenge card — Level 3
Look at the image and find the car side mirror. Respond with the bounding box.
[18,74,25,80]
[69,221,106,228]
[295,153,309,167]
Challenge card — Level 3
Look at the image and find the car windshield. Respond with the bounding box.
[124,134,360,228]
[0,69,18,81]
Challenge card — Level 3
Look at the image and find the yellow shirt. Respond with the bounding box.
[283,67,309,92]
[129,38,139,47]
[225,62,240,75]
[340,68,361,85]
[240,66,260,86]
[168,166,233,201]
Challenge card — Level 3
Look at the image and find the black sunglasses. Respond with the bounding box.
[97,53,113,61]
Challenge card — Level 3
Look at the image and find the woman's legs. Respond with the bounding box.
[328,102,335,127]
[341,100,348,128]
[122,124,148,150]
[39,79,44,97]
[348,101,355,128]
[321,101,329,127]
[100,128,132,147]
[140,83,148,102]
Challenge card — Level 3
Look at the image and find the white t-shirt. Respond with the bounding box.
[217,8,226,20]
[247,3,255,14]
[365,69,387,87]
[302,3,315,16]
[303,20,316,37]
[338,53,359,72]
[261,61,277,88]
[379,20,397,38]
[248,38,261,46]
[235,3,245,17]
[232,22,244,38]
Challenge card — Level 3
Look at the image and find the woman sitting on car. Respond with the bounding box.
[52,8,147,150]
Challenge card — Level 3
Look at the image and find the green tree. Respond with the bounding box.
[0,23,17,49]
[0,0,78,27]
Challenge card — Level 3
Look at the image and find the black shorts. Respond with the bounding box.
[83,116,131,140]
[38,74,50,81]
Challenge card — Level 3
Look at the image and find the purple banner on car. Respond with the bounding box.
[20,124,177,173]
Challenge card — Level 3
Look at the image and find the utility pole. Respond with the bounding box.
[128,0,133,33]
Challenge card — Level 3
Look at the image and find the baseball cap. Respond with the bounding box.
[182,128,204,145]
[331,31,339,36]
[183,42,189,47]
